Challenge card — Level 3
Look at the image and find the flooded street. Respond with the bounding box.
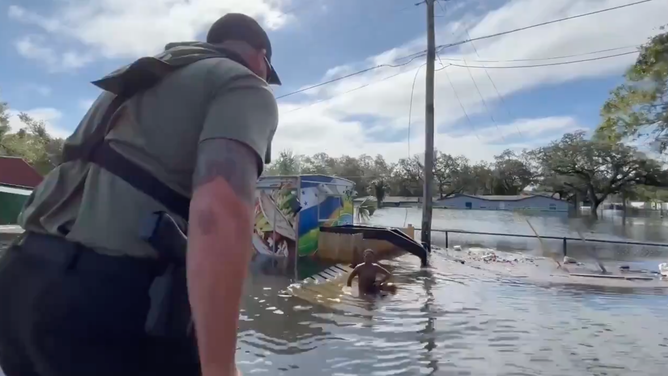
[237,208,668,375]
[370,208,668,261]
[2,209,668,375]
[239,250,668,376]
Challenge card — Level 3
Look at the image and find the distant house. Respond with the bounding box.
[0,157,42,224]
[434,194,571,212]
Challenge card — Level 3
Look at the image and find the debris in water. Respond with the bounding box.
[563,256,578,264]
[659,263,668,277]
[482,254,496,262]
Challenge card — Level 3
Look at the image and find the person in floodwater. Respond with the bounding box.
[347,249,396,295]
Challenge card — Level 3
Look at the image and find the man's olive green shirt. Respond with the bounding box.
[18,53,278,258]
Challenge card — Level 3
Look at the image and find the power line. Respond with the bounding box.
[439,45,640,63]
[406,64,425,158]
[404,63,450,157]
[440,64,481,141]
[447,51,638,69]
[434,0,654,52]
[275,53,426,100]
[439,0,506,142]
[445,0,521,139]
[457,52,506,142]
[282,68,418,114]
[281,49,637,116]
[275,0,652,100]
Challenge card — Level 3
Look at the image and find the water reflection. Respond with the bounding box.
[236,209,668,375]
[418,268,438,375]
[367,208,668,261]
[238,248,668,375]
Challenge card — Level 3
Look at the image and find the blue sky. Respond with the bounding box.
[1,0,666,162]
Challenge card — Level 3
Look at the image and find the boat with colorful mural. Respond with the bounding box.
[252,174,355,259]
[252,174,429,267]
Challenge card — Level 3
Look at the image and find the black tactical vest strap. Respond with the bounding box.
[63,98,192,220]
[61,49,251,221]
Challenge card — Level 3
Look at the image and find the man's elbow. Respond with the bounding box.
[190,185,253,241]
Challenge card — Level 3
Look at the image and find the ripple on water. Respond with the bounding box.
[237,252,668,376]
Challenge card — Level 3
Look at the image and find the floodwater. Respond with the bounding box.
[3,209,668,375]
[369,208,668,261]
[238,208,668,376]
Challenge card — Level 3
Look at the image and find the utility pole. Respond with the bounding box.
[421,0,436,254]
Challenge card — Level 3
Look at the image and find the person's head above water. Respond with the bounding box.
[206,13,281,86]
[363,249,376,263]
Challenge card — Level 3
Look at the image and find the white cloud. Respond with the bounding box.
[15,36,93,72]
[20,83,52,97]
[271,0,667,162]
[9,0,667,163]
[7,108,72,139]
[274,106,580,163]
[8,1,292,70]
[449,116,584,145]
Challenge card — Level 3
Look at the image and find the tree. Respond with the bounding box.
[0,93,64,175]
[490,150,534,195]
[533,172,578,202]
[263,136,666,218]
[265,150,301,176]
[355,198,377,223]
[0,97,10,144]
[536,131,666,217]
[331,155,367,194]
[367,178,391,207]
[598,29,668,152]
[433,152,469,198]
[392,155,424,196]
[465,162,494,195]
[633,185,668,207]
[300,152,334,175]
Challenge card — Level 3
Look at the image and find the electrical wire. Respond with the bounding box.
[434,0,654,52]
[404,61,438,227]
[447,51,638,69]
[446,0,522,139]
[282,68,419,114]
[274,0,652,100]
[440,63,481,141]
[276,53,427,100]
[406,64,429,158]
[438,0,506,142]
[281,49,637,117]
[405,62,450,155]
[438,45,640,63]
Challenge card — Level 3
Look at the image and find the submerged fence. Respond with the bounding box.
[415,228,668,260]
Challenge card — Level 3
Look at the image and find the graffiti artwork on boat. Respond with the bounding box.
[252,175,355,259]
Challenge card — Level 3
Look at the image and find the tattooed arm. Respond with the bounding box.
[187,67,278,376]
[188,138,259,376]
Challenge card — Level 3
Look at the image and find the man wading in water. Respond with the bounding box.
[347,249,396,295]
[0,13,279,376]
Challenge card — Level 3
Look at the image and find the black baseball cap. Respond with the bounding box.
[206,13,281,85]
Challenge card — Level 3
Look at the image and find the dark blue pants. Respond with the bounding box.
[0,233,200,376]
